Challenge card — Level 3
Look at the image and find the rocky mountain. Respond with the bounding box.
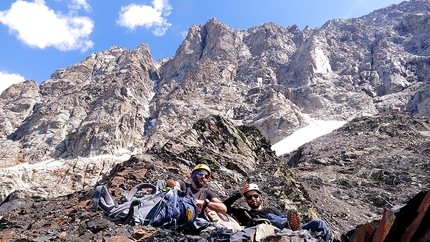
[0,113,428,241]
[0,115,313,241]
[0,45,158,202]
[285,110,430,233]
[0,0,430,241]
[2,0,430,204]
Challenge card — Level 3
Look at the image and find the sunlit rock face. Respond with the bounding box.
[285,110,430,233]
[1,0,430,209]
[0,113,428,241]
[146,0,430,149]
[0,44,157,202]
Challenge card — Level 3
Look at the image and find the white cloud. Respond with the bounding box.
[117,0,172,36]
[0,72,25,94]
[0,0,94,52]
[69,0,92,12]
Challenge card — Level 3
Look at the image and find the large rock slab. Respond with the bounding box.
[285,111,430,233]
[0,115,318,241]
[0,44,157,202]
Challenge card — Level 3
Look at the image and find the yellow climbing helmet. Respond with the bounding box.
[192,164,212,179]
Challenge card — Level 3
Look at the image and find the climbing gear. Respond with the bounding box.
[205,210,244,232]
[245,211,272,227]
[92,181,198,230]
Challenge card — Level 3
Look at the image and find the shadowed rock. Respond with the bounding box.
[0,114,428,241]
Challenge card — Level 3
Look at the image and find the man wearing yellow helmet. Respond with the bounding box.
[167,164,227,215]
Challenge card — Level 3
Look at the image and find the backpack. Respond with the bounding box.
[91,182,198,229]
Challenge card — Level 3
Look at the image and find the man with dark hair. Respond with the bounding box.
[167,164,227,215]
[224,183,332,241]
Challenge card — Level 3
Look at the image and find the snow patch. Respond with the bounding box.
[272,118,346,156]
[88,153,131,161]
[1,154,130,172]
[2,159,64,170]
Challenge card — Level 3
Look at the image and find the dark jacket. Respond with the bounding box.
[223,192,282,226]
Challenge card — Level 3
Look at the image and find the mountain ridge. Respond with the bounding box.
[1,0,429,203]
[0,112,428,241]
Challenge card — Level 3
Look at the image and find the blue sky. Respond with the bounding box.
[0,0,404,93]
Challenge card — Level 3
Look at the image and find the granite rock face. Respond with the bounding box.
[285,111,430,233]
[146,0,430,150]
[0,44,158,202]
[0,115,317,241]
[0,114,428,241]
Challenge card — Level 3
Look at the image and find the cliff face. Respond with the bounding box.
[0,113,428,241]
[0,115,314,241]
[0,0,429,236]
[285,110,430,232]
[0,45,158,202]
[147,0,430,151]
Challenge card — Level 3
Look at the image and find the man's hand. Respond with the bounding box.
[240,184,251,196]
[166,179,181,190]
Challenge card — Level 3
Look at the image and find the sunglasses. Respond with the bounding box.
[245,194,260,200]
[194,170,209,179]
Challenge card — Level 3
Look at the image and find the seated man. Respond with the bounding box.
[166,164,227,215]
[224,183,331,241]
